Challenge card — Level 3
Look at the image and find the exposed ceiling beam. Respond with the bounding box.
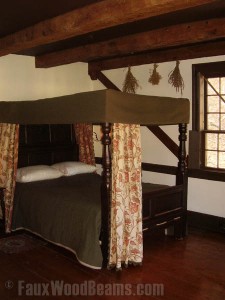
[89,40,225,71]
[0,0,220,57]
[36,17,225,68]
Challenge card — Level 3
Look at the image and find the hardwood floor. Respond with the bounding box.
[0,228,224,299]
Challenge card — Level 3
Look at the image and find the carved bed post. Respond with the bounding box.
[176,123,188,238]
[176,123,187,186]
[101,122,112,267]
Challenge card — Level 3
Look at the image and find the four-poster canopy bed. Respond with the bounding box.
[0,0,224,272]
[0,89,190,269]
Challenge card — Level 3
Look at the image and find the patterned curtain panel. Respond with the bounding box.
[109,123,143,269]
[0,123,19,232]
[74,123,95,165]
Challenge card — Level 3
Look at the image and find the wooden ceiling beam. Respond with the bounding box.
[0,0,219,57]
[89,40,225,71]
[36,17,225,68]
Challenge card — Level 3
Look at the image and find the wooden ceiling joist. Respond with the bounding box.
[0,0,219,57]
[89,40,225,72]
[36,17,225,68]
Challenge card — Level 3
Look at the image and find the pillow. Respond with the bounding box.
[16,165,63,183]
[51,161,97,176]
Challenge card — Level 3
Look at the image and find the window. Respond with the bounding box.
[204,78,225,169]
[190,61,225,181]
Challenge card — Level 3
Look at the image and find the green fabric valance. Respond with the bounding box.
[0,89,190,125]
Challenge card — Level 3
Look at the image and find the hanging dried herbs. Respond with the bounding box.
[168,60,185,94]
[148,63,162,85]
[122,66,140,94]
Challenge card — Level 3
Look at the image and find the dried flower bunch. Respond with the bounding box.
[122,66,140,94]
[148,63,162,85]
[168,60,185,94]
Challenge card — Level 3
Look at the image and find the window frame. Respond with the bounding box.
[189,61,225,181]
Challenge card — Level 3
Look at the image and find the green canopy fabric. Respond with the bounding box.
[0,89,190,125]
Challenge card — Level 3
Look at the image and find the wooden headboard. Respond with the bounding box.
[18,124,79,168]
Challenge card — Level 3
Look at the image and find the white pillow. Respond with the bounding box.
[16,165,63,183]
[51,161,97,176]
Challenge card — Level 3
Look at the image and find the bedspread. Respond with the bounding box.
[12,173,102,269]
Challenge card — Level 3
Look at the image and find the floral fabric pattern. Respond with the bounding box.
[74,123,95,166]
[109,123,143,269]
[0,123,19,232]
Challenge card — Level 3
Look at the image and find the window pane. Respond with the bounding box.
[221,99,225,113]
[205,150,218,168]
[221,78,225,94]
[219,152,225,169]
[205,133,218,150]
[207,114,219,130]
[221,114,225,130]
[207,78,219,95]
[219,134,225,151]
[207,96,219,112]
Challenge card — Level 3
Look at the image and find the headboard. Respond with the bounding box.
[18,124,79,168]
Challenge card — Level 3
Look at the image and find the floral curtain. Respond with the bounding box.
[109,123,143,269]
[74,123,95,165]
[0,123,19,233]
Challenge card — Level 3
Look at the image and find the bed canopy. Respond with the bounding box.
[0,89,190,269]
[0,89,189,125]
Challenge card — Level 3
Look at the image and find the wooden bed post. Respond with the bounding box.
[176,123,188,237]
[176,123,187,186]
[101,122,111,267]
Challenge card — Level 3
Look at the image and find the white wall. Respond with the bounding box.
[92,56,225,218]
[0,55,92,101]
[1,54,224,218]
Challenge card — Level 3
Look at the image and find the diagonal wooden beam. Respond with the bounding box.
[147,126,179,158]
[88,69,121,91]
[89,40,225,72]
[89,69,120,91]
[36,17,225,68]
[0,0,219,57]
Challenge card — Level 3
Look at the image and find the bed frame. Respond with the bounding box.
[0,89,189,268]
[13,121,188,267]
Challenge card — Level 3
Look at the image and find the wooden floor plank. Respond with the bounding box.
[0,228,224,299]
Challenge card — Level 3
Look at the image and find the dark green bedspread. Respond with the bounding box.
[12,173,102,269]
